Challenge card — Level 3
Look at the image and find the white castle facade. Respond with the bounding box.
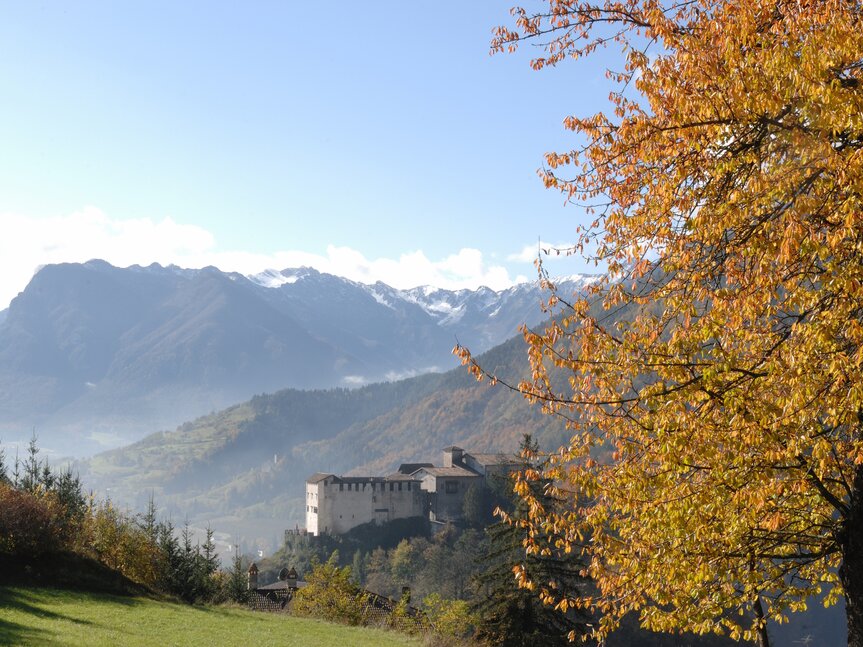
[305,446,520,536]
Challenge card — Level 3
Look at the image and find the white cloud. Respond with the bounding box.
[0,207,524,309]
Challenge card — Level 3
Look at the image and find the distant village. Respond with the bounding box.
[304,446,520,536]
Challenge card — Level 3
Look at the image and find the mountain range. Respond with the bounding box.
[0,259,598,455]
[77,324,567,549]
[49,258,845,646]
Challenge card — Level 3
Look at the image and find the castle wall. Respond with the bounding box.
[308,478,424,536]
[306,481,322,535]
[417,473,481,523]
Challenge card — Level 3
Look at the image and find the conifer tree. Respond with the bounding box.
[225,545,249,603]
[473,435,588,646]
[0,443,8,485]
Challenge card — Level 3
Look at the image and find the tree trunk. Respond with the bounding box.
[841,463,863,647]
[752,596,771,647]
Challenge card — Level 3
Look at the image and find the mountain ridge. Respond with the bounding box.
[0,260,598,455]
[76,325,566,548]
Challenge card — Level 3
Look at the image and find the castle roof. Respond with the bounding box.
[385,472,422,481]
[467,452,521,466]
[310,472,422,484]
[397,462,433,474]
[412,465,479,478]
[335,476,388,484]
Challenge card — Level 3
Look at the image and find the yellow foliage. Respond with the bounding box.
[458,0,863,642]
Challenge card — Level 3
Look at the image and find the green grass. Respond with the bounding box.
[0,587,424,647]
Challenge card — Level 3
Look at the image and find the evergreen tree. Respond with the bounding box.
[138,493,158,541]
[461,482,491,529]
[54,467,85,512]
[199,526,220,600]
[473,435,588,646]
[20,435,42,493]
[351,549,365,585]
[11,449,20,489]
[156,519,183,596]
[177,522,202,602]
[225,545,249,603]
[0,443,8,484]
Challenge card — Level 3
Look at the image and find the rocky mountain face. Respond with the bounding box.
[0,260,598,454]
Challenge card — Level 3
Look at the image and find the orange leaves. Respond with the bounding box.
[475,0,863,642]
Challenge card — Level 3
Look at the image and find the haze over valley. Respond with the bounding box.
[0,259,597,457]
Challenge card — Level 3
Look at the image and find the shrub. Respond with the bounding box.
[83,500,162,589]
[292,555,369,625]
[0,484,62,557]
[422,593,476,640]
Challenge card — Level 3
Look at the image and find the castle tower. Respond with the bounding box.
[442,446,464,467]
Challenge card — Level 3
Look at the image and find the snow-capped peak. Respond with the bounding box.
[248,269,298,288]
[247,267,321,288]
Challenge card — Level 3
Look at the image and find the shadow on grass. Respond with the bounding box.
[0,551,151,597]
[0,618,47,647]
[0,587,97,646]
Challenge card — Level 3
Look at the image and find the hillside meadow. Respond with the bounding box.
[0,587,424,647]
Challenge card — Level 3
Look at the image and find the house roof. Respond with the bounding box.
[413,466,479,478]
[442,445,464,452]
[467,452,521,466]
[308,473,400,485]
[397,462,433,474]
[336,476,388,484]
[384,472,422,481]
[256,580,307,591]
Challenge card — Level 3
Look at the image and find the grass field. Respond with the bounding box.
[0,587,425,647]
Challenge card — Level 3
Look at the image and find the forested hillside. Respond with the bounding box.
[78,330,569,548]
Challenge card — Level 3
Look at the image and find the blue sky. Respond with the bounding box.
[0,1,618,308]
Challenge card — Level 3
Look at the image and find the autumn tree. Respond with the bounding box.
[457,1,863,645]
[292,554,370,626]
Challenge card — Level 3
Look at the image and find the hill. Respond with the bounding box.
[72,282,848,647]
[77,326,571,550]
[0,587,421,647]
[0,260,597,455]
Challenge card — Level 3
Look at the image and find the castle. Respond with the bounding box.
[305,446,520,535]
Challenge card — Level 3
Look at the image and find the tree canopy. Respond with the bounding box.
[458,1,863,644]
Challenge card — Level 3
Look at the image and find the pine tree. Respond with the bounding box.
[351,549,365,585]
[473,435,588,646]
[198,526,220,600]
[20,435,42,493]
[157,519,183,597]
[225,545,249,603]
[0,442,8,485]
[138,493,158,541]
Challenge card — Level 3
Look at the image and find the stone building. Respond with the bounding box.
[305,446,520,535]
[305,473,425,536]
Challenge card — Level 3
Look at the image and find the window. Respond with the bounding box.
[445,481,459,494]
[390,483,394,491]
[407,482,412,491]
[339,484,343,491]
[312,506,318,513]
[398,482,402,491]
